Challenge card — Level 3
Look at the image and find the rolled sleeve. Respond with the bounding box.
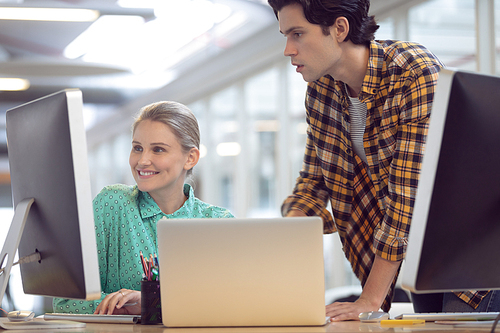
[373,71,436,261]
[282,126,336,233]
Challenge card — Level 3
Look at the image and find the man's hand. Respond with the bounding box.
[326,297,379,321]
[326,255,401,321]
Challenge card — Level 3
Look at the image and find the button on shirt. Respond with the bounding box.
[53,183,233,313]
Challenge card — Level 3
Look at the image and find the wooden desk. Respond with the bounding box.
[55,321,494,333]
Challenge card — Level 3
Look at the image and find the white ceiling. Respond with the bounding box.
[0,0,418,160]
[0,0,417,104]
[0,0,270,106]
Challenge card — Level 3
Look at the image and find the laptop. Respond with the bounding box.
[156,216,327,327]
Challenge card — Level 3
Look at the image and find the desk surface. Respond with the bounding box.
[14,321,493,333]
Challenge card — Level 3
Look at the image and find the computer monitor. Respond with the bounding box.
[0,89,101,309]
[402,68,500,293]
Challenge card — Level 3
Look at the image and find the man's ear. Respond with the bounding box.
[331,16,349,42]
[184,147,200,171]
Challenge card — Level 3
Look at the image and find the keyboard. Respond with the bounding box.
[395,312,500,321]
[43,313,140,324]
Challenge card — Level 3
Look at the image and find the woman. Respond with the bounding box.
[53,101,234,314]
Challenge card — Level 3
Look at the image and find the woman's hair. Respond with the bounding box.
[132,101,200,176]
[268,0,379,46]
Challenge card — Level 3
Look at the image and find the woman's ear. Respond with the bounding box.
[184,147,200,171]
[331,16,349,42]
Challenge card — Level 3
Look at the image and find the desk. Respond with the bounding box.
[11,321,494,333]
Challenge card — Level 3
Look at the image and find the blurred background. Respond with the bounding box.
[0,0,499,315]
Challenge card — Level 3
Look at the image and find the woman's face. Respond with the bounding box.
[129,119,192,199]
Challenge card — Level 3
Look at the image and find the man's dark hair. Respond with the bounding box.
[268,0,379,46]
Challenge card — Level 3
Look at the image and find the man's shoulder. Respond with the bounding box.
[374,40,443,72]
[375,39,430,55]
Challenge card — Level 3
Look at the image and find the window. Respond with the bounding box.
[409,0,476,70]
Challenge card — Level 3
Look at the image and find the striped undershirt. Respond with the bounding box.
[348,95,368,164]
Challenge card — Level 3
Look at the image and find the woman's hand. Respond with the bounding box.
[94,289,141,315]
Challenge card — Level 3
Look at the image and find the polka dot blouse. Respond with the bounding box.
[53,183,234,313]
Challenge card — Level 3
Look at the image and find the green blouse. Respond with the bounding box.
[53,183,233,313]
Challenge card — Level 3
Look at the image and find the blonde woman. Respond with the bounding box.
[54,101,233,314]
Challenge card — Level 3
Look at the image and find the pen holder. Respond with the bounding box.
[141,280,162,325]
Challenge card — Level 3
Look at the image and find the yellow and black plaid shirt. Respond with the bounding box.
[283,40,488,311]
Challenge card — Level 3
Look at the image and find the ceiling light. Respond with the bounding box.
[64,15,145,60]
[63,0,233,73]
[117,0,157,8]
[0,78,30,91]
[0,7,100,22]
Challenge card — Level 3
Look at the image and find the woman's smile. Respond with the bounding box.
[137,169,159,177]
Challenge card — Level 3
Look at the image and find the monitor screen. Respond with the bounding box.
[402,68,500,293]
[1,89,101,301]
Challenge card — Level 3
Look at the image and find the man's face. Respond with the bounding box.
[278,3,340,82]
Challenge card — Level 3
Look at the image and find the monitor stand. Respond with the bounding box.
[0,199,86,330]
[0,198,86,330]
[0,198,34,307]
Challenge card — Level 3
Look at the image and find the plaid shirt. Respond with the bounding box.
[283,40,485,310]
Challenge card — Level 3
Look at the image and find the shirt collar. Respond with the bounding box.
[137,183,195,219]
[359,40,385,98]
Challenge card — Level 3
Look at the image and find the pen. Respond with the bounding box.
[150,253,154,271]
[147,258,152,281]
[140,251,149,279]
[152,253,159,281]
[139,251,159,281]
[380,319,425,326]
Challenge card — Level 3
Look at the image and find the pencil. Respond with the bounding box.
[140,251,148,279]
[154,253,159,268]
[380,320,425,326]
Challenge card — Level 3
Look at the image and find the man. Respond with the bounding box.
[266,0,485,321]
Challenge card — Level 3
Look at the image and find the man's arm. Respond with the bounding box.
[325,255,401,321]
[285,209,307,217]
[281,122,336,232]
